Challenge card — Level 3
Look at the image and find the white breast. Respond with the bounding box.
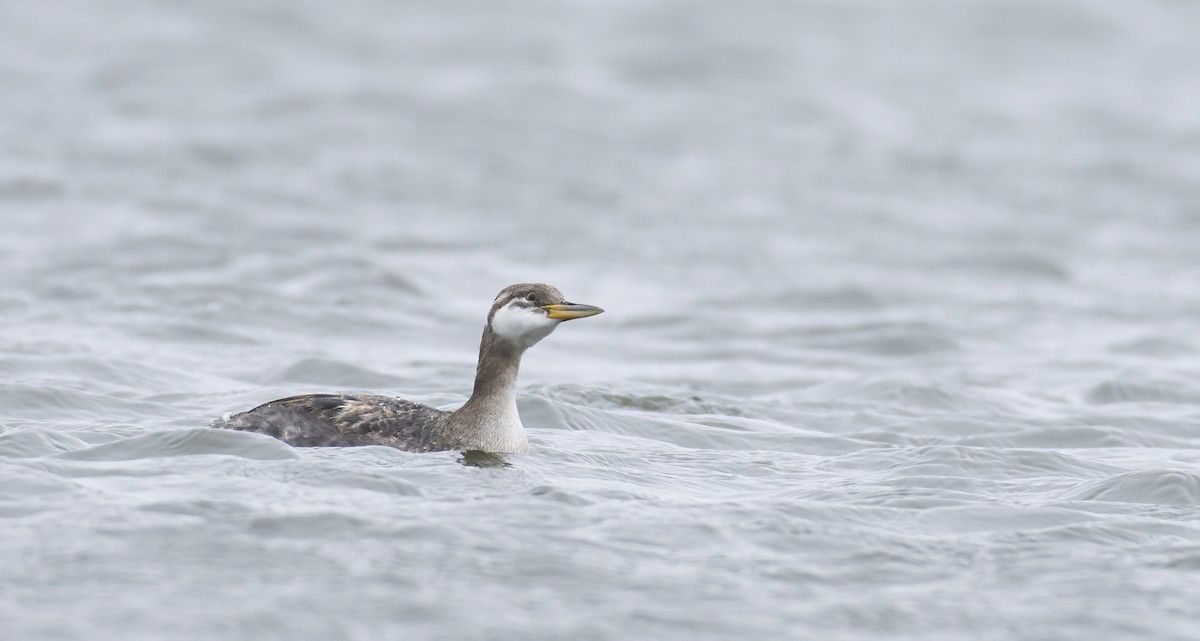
[473,401,530,453]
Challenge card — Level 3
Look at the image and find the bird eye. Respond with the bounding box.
[526,292,537,302]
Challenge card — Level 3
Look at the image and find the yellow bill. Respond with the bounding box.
[541,303,605,320]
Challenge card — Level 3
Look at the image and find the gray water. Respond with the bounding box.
[3,0,1200,639]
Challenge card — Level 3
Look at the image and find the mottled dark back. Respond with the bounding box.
[213,394,457,451]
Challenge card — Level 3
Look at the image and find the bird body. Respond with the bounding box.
[213,283,603,453]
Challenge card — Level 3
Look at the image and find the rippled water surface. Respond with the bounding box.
[3,0,1200,639]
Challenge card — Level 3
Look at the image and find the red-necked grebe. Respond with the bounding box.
[212,283,603,453]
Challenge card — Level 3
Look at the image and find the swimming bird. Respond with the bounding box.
[212,283,603,453]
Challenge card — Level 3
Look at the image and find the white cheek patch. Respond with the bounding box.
[492,302,558,347]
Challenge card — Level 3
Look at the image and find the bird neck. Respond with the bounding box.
[446,327,529,452]
[469,331,523,406]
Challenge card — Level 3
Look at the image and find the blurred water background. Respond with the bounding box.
[2,0,1200,639]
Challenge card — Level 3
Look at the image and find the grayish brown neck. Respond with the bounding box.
[444,326,529,452]
[467,327,523,407]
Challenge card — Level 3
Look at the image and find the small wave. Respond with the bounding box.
[1160,546,1200,569]
[993,518,1200,547]
[957,423,1196,449]
[544,385,750,417]
[545,404,867,456]
[796,321,960,356]
[1084,377,1200,405]
[266,357,413,388]
[247,512,379,539]
[828,445,1120,480]
[1109,336,1197,358]
[942,251,1070,281]
[911,504,1090,535]
[141,322,262,346]
[264,462,425,496]
[0,383,164,418]
[54,428,298,462]
[710,284,883,312]
[1066,470,1200,506]
[0,430,93,458]
[0,463,92,514]
[805,377,1007,413]
[0,176,64,200]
